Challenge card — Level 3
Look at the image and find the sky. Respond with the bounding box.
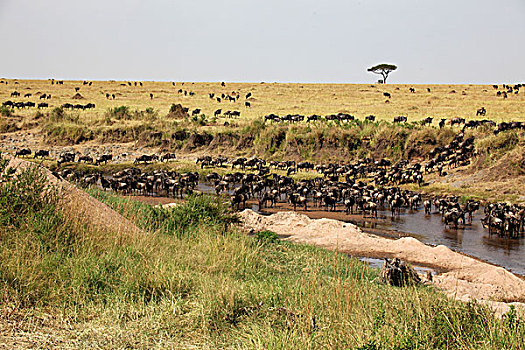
[0,0,524,84]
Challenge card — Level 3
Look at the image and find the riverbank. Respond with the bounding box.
[238,209,525,316]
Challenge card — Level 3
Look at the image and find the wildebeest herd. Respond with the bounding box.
[10,141,523,239]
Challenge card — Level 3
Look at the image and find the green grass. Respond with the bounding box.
[1,157,524,348]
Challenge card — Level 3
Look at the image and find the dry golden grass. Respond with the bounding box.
[1,79,524,125]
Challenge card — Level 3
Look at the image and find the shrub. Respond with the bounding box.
[107,105,131,120]
[255,230,279,244]
[0,105,12,117]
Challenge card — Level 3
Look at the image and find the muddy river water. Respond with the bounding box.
[192,183,525,276]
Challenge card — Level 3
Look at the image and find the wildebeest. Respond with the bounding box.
[161,153,176,162]
[192,108,201,116]
[95,154,113,165]
[365,115,376,122]
[10,91,20,97]
[78,155,94,163]
[450,117,465,126]
[476,107,486,116]
[214,109,222,117]
[149,93,153,99]
[38,102,49,108]
[383,92,391,98]
[422,117,433,125]
[34,150,49,158]
[134,154,157,164]
[15,148,32,157]
[245,101,251,108]
[393,116,407,123]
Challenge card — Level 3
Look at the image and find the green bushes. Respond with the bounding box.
[0,105,12,117]
[477,131,520,155]
[106,106,158,121]
[42,123,94,144]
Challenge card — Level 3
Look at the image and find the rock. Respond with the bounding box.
[379,258,421,287]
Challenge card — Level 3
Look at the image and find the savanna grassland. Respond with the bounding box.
[1,80,525,348]
[1,79,524,203]
[1,79,524,123]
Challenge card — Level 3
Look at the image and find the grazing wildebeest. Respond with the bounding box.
[393,116,407,123]
[383,92,391,98]
[24,93,31,98]
[192,108,201,116]
[134,154,156,164]
[476,107,486,116]
[95,154,113,165]
[246,92,252,99]
[11,91,20,97]
[450,117,465,126]
[34,150,49,158]
[365,115,376,122]
[15,148,31,157]
[38,102,49,109]
[78,155,93,163]
[161,153,176,162]
[245,101,251,108]
[39,93,47,99]
[214,109,222,117]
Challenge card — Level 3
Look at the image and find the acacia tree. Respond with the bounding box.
[367,64,397,84]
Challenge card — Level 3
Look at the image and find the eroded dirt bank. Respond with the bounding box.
[239,209,525,316]
[5,157,143,236]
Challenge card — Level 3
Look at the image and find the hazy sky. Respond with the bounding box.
[0,0,524,84]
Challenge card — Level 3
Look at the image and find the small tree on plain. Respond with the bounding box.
[368,64,397,84]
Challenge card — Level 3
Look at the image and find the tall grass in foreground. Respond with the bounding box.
[0,160,524,348]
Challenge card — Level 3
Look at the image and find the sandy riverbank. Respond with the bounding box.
[238,209,525,316]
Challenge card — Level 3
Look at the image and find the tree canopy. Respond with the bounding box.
[367,64,397,84]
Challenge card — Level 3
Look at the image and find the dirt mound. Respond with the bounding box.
[167,104,189,119]
[71,93,84,99]
[6,157,143,236]
[183,132,213,151]
[239,209,525,316]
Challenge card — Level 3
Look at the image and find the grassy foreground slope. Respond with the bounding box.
[1,159,524,348]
